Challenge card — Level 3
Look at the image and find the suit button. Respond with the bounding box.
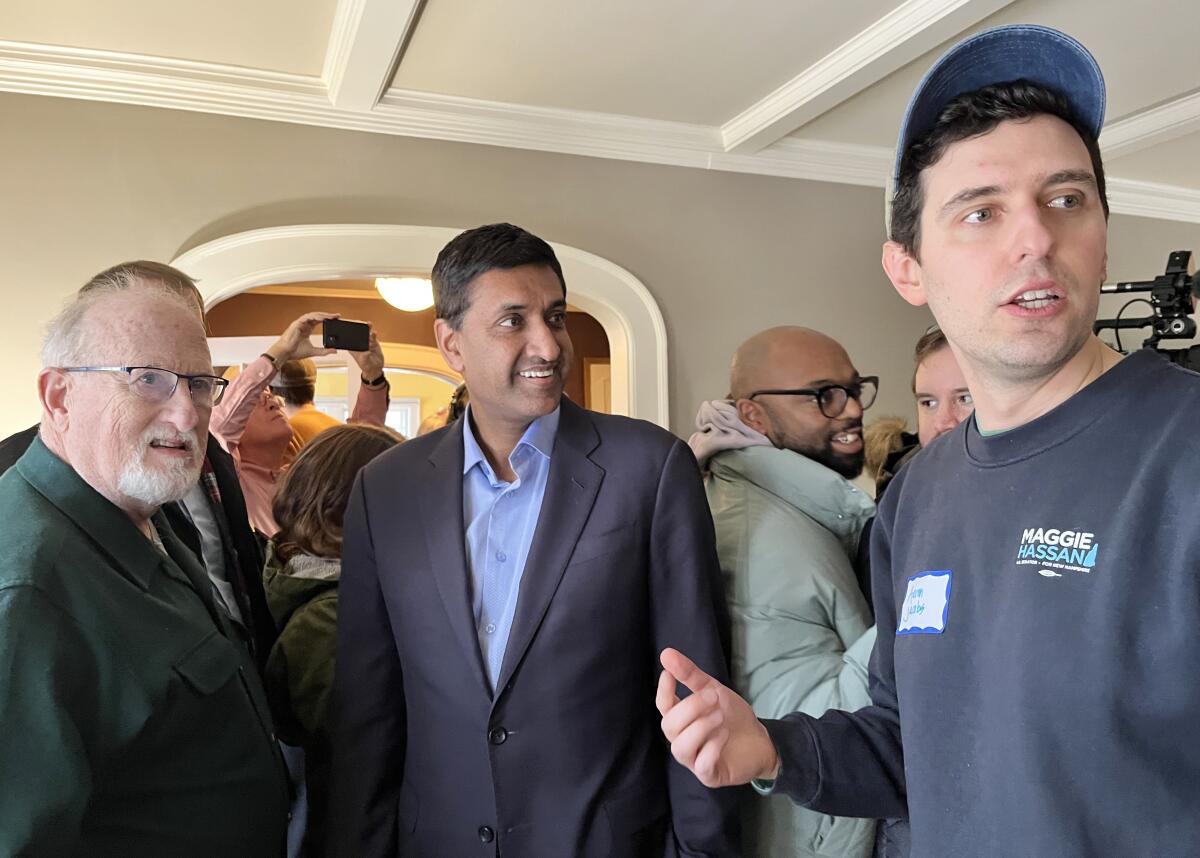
[489,727,508,745]
[478,825,495,843]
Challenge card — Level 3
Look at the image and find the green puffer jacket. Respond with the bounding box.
[262,542,340,749]
[706,446,878,858]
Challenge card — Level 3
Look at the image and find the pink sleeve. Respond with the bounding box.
[349,380,389,427]
[210,356,275,459]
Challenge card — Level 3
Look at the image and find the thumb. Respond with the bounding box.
[659,647,714,696]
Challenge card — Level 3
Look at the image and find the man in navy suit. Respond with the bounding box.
[331,223,737,857]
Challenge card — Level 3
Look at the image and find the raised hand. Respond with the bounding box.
[657,647,780,789]
[265,312,340,364]
[350,330,385,380]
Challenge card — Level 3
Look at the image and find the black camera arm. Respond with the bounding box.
[1093,250,1197,349]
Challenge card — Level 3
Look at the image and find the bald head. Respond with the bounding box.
[729,327,853,399]
[729,326,868,479]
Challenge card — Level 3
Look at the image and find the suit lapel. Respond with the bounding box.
[420,421,491,696]
[495,400,603,697]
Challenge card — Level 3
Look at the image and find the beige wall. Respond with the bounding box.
[3,91,1196,440]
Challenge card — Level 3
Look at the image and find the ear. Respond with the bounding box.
[882,241,928,308]
[37,368,71,432]
[434,318,465,374]
[735,398,771,436]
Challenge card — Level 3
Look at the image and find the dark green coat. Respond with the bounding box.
[263,542,340,857]
[262,543,339,748]
[0,437,289,857]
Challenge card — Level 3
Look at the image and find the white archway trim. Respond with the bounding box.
[172,224,669,426]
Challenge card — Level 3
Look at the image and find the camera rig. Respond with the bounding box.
[1093,250,1200,372]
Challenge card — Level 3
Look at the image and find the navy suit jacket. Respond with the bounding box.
[331,398,738,857]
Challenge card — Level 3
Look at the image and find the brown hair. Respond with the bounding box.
[270,358,318,407]
[432,223,566,329]
[272,423,404,560]
[911,325,949,393]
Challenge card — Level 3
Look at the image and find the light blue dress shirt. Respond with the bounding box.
[462,405,560,689]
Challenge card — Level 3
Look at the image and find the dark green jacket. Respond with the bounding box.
[0,437,289,857]
[262,542,339,748]
[263,542,339,857]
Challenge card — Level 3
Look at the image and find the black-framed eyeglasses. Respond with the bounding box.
[747,376,878,418]
[61,366,229,407]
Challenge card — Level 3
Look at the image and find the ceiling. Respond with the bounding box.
[3,0,1199,221]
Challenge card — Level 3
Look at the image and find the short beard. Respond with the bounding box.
[117,429,203,508]
[774,431,863,479]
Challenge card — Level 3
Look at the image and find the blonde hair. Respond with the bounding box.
[864,416,910,482]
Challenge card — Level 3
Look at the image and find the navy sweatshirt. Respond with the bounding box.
[763,349,1200,857]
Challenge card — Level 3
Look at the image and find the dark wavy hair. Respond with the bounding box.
[272,423,404,560]
[890,80,1108,257]
[431,223,565,329]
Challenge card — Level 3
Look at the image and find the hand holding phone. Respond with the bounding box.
[266,311,339,363]
[322,319,371,352]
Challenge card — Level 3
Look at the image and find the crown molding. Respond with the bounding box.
[714,137,892,187]
[0,39,330,127]
[1106,177,1200,224]
[322,0,423,110]
[1,41,1198,223]
[1101,89,1200,160]
[377,90,899,187]
[720,0,1015,153]
[375,88,718,168]
[0,40,323,97]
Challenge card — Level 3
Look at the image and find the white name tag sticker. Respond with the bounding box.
[897,571,952,635]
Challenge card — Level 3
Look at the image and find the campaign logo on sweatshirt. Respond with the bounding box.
[1014,527,1099,575]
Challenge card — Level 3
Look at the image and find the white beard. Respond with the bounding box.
[117,428,203,507]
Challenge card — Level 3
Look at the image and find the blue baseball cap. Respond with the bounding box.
[892,24,1106,188]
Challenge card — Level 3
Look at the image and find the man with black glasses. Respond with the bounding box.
[687,326,880,858]
[0,283,289,855]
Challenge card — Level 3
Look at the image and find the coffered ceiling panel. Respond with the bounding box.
[3,0,338,75]
[388,0,901,124]
[791,0,1200,149]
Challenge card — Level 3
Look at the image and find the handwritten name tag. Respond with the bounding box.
[897,571,952,635]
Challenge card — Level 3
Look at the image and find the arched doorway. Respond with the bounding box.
[173,224,669,427]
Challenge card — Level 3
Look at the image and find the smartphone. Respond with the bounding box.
[322,319,370,352]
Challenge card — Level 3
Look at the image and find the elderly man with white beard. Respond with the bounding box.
[0,284,289,856]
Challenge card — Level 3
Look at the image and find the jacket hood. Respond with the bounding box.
[709,446,875,551]
[262,540,341,629]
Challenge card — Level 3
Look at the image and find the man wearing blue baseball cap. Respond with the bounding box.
[656,24,1200,856]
